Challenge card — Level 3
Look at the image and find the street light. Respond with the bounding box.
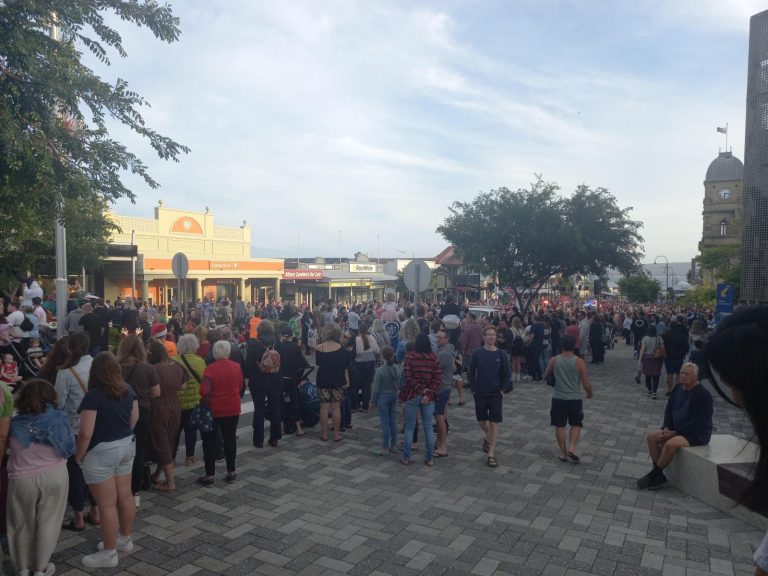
[654,255,669,301]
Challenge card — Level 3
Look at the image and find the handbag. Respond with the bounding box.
[189,404,213,432]
[654,336,667,360]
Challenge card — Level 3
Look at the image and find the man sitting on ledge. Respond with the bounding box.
[637,362,713,490]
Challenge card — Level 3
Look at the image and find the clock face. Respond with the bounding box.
[719,187,732,199]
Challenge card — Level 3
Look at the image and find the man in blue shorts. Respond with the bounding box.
[467,325,512,468]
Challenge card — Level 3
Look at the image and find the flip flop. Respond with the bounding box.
[487,456,498,468]
[295,431,306,437]
[567,451,581,463]
[62,519,86,532]
[434,452,449,458]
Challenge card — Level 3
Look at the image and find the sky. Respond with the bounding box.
[92,0,766,263]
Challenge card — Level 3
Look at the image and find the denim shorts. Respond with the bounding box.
[434,389,450,416]
[81,436,135,485]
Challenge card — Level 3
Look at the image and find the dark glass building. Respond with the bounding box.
[741,9,768,303]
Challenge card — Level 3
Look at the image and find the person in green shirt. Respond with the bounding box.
[543,335,593,463]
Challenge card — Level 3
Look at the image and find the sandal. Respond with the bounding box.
[487,456,498,468]
[434,452,449,458]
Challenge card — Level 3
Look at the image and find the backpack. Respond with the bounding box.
[259,344,281,374]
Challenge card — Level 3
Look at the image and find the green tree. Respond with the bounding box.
[437,178,643,314]
[699,244,740,281]
[0,1,189,280]
[677,284,716,309]
[618,274,661,303]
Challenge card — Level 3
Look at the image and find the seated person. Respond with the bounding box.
[636,362,713,490]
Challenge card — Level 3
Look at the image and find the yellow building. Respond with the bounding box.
[100,204,283,304]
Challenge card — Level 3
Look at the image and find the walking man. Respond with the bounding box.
[467,325,512,468]
[543,335,593,463]
[434,329,455,457]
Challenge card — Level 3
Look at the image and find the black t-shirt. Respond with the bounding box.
[79,386,136,450]
[79,313,105,343]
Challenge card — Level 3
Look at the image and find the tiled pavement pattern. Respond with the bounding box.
[22,344,768,575]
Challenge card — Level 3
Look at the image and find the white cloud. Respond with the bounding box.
[90,0,760,263]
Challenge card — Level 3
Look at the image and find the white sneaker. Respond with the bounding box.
[33,563,55,576]
[82,550,118,568]
[97,534,133,552]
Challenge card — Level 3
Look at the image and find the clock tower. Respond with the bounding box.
[699,151,743,253]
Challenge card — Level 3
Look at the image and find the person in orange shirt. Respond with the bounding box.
[249,314,262,340]
[151,322,177,356]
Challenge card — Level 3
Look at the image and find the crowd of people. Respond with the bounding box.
[1,282,767,574]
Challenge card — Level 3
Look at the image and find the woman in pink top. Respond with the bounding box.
[7,379,75,576]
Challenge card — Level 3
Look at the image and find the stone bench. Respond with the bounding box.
[665,434,768,529]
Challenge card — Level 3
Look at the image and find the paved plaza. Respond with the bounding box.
[24,344,766,576]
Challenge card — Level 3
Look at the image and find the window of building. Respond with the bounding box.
[720,219,728,236]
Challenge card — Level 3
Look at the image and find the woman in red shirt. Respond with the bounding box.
[198,341,243,485]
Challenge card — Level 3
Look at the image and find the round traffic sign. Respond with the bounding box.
[403,260,431,294]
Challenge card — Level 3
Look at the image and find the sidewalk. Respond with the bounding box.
[41,343,765,575]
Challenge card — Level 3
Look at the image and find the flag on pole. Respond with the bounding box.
[717,126,728,134]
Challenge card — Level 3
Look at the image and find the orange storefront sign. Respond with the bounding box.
[143,258,283,272]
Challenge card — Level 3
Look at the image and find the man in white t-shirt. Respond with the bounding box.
[6,301,25,340]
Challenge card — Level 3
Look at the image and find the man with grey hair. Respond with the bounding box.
[637,362,712,491]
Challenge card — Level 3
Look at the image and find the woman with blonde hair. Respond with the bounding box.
[315,324,347,442]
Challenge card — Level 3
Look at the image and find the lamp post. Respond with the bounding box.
[654,255,669,301]
[49,14,69,338]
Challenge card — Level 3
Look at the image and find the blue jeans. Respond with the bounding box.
[402,397,435,462]
[376,393,398,450]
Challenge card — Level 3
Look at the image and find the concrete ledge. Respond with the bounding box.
[666,434,768,529]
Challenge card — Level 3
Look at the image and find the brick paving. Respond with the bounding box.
[26,343,766,575]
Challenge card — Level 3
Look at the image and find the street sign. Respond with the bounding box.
[715,283,734,322]
[403,260,431,294]
[172,252,189,279]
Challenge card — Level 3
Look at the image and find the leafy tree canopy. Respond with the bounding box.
[676,284,716,309]
[699,244,740,280]
[437,178,644,313]
[0,0,189,279]
[618,274,661,303]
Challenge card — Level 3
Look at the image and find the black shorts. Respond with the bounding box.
[474,391,503,423]
[550,398,584,428]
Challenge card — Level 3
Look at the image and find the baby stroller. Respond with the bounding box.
[298,367,320,428]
